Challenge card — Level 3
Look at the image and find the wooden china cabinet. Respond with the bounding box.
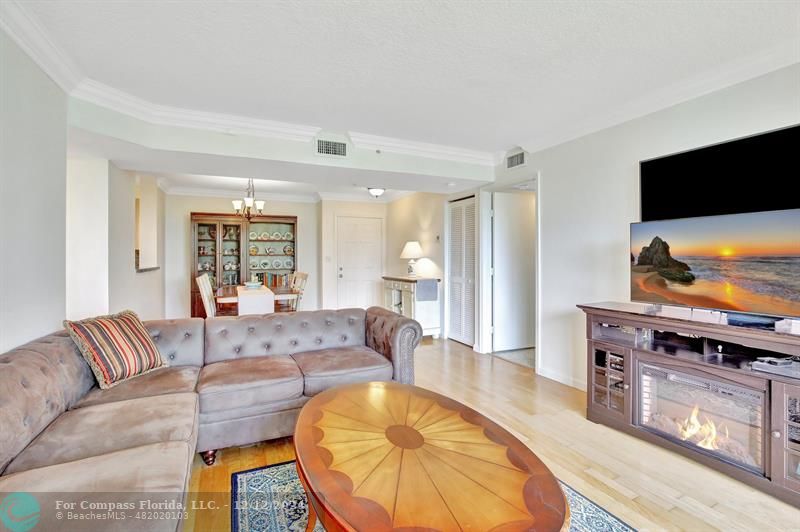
[190,213,297,318]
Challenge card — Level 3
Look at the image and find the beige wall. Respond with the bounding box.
[164,195,320,317]
[386,192,445,279]
[66,159,110,320]
[108,164,166,319]
[0,30,67,350]
[136,175,160,269]
[319,200,387,308]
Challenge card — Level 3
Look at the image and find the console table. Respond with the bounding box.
[579,301,800,507]
[382,276,441,337]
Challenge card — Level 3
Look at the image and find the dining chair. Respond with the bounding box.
[196,274,216,318]
[276,272,308,312]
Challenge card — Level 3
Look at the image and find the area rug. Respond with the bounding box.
[231,461,635,532]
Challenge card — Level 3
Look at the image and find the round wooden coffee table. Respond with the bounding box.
[294,382,569,531]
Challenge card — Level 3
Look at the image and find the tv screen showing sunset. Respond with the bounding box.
[630,209,800,318]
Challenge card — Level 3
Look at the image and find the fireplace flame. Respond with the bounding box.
[675,405,722,451]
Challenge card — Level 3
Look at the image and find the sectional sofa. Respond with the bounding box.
[0,307,422,531]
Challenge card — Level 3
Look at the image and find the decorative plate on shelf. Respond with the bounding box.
[266,247,275,255]
[249,231,258,240]
[284,258,294,269]
[283,244,294,256]
[271,231,282,240]
[272,258,283,269]
[250,260,259,269]
[260,232,270,240]
[249,245,258,256]
[283,231,293,240]
[261,260,271,269]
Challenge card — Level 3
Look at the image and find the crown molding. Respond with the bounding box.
[519,41,800,154]
[161,184,320,204]
[0,0,81,92]
[349,132,496,167]
[72,79,322,142]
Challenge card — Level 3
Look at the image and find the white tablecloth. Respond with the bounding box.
[236,286,275,315]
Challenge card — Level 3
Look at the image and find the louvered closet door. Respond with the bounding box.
[448,197,476,346]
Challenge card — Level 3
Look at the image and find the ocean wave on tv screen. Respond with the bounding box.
[677,256,800,303]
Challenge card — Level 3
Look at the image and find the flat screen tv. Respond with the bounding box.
[640,125,800,222]
[630,209,800,318]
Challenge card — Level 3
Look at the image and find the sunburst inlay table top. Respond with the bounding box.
[294,382,569,531]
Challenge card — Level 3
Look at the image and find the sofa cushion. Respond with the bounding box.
[0,332,95,474]
[0,442,192,532]
[5,393,198,474]
[73,366,200,409]
[64,310,167,389]
[197,356,303,413]
[291,346,393,396]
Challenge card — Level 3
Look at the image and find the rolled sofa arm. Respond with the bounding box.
[365,306,423,384]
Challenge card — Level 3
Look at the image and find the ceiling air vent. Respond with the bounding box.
[317,139,347,157]
[506,152,526,169]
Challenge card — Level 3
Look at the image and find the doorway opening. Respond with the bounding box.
[489,183,536,368]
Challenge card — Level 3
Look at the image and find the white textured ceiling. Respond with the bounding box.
[19,0,800,153]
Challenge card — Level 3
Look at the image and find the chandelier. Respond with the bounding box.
[232,178,265,219]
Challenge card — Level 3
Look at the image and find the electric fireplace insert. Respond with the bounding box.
[637,362,765,475]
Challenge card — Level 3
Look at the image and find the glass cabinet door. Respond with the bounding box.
[771,382,800,494]
[219,222,243,287]
[195,222,218,289]
[246,218,296,287]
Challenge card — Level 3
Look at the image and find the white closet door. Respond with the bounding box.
[448,197,475,346]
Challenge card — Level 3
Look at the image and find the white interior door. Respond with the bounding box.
[447,197,476,346]
[336,216,383,309]
[492,192,536,352]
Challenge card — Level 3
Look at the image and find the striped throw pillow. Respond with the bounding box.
[64,310,167,389]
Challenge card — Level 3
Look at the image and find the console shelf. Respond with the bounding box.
[579,301,800,508]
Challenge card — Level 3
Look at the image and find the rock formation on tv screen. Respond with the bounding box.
[637,236,695,283]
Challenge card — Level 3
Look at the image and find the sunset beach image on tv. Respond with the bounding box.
[630,209,800,318]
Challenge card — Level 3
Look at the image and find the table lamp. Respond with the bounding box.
[400,241,424,276]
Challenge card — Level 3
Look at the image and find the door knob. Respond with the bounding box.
[772,430,782,439]
[622,384,630,390]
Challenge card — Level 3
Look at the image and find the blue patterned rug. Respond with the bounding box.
[231,461,635,532]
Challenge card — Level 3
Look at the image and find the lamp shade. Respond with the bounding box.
[400,241,424,259]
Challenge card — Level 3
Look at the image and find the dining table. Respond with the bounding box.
[215,285,300,314]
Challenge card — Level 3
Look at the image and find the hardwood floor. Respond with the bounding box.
[185,338,800,531]
[493,346,535,367]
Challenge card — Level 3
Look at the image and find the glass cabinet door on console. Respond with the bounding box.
[771,382,800,494]
[589,342,631,422]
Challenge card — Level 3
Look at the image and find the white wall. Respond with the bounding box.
[492,191,536,352]
[0,30,67,350]
[499,64,800,389]
[66,159,109,319]
[108,164,166,319]
[164,195,320,317]
[319,200,387,308]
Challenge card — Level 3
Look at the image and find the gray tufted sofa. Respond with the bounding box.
[0,307,421,531]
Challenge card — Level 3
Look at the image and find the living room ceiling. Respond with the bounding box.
[9,0,800,155]
[68,128,466,201]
